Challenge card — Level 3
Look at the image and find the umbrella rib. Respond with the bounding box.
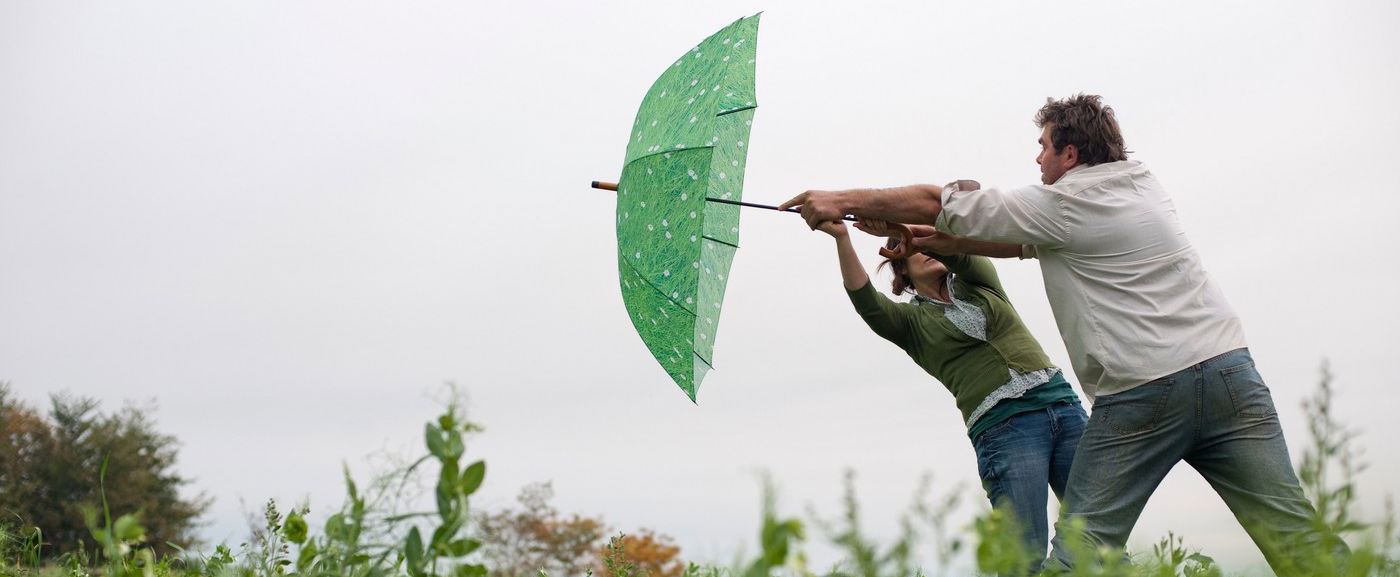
[618,250,700,315]
[716,105,756,117]
[624,146,716,167]
[702,235,739,249]
[619,252,719,372]
[694,351,715,370]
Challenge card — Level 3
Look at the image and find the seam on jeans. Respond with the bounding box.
[1191,347,1247,370]
[1193,371,1204,441]
[973,415,1018,444]
[974,443,1000,500]
[1101,380,1172,434]
[1219,359,1256,376]
[1220,361,1275,418]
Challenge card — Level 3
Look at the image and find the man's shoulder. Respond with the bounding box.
[1055,160,1152,195]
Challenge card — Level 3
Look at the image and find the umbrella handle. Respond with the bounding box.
[876,224,917,260]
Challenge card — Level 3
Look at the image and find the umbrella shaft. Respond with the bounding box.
[705,197,856,222]
[591,181,854,222]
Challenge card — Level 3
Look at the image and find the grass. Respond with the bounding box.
[1,370,1396,577]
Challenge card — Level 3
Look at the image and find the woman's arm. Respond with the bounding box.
[813,220,912,346]
[818,221,870,291]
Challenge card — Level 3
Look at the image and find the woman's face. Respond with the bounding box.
[902,253,948,290]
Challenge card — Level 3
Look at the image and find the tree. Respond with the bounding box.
[0,383,209,559]
[475,482,607,577]
[474,482,686,577]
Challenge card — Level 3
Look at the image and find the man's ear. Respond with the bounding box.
[1062,144,1080,169]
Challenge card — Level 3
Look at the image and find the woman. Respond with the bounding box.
[813,217,1086,566]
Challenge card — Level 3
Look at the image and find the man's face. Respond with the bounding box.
[1036,124,1076,185]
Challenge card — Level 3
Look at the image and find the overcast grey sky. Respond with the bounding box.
[3,0,1399,573]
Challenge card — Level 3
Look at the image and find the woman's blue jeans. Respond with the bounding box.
[972,400,1088,570]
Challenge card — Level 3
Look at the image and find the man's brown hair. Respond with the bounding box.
[1034,94,1130,166]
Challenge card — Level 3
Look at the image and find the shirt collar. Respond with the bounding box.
[913,273,957,306]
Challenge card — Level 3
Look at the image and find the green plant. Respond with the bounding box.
[1143,533,1219,577]
[600,534,639,577]
[807,470,922,577]
[400,405,486,577]
[1230,362,1397,577]
[741,476,805,577]
[0,521,44,573]
[906,475,964,577]
[82,459,154,577]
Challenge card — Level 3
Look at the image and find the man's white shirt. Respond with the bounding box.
[935,160,1247,400]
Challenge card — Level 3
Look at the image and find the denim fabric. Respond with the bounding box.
[1046,348,1336,575]
[973,401,1088,571]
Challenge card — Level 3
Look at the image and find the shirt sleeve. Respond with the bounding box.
[935,184,1069,248]
[846,280,914,348]
[932,254,1005,295]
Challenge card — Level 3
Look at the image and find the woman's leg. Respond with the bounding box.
[973,408,1056,568]
[1048,401,1089,500]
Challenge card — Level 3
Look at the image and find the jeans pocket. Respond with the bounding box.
[1096,377,1173,434]
[1220,360,1277,418]
[973,414,1018,446]
[1055,402,1089,437]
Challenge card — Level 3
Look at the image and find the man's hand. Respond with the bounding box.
[815,220,848,239]
[909,229,964,255]
[779,190,849,230]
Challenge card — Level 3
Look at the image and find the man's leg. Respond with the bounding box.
[1187,349,1347,576]
[973,409,1055,569]
[1046,369,1195,569]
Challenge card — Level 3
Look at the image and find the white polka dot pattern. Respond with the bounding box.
[613,13,761,402]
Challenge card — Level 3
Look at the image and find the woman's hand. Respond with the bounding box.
[853,218,894,237]
[816,219,849,238]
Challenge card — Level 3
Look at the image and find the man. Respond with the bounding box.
[779,94,1337,573]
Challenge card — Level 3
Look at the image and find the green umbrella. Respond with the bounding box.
[591,14,762,402]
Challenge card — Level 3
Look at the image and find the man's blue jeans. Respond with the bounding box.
[1046,348,1330,574]
[972,400,1088,569]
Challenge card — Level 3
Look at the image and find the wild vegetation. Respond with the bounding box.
[0,384,208,559]
[1,367,1396,577]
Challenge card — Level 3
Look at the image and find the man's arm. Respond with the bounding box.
[906,227,1023,258]
[778,184,944,230]
[936,184,1068,248]
[854,219,1022,259]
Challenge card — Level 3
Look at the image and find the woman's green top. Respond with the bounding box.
[846,253,1079,438]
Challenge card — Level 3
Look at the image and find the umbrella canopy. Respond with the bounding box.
[613,14,760,402]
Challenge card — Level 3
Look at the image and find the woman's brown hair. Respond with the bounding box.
[877,237,916,296]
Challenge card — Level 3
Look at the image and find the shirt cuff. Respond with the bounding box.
[934,182,957,231]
